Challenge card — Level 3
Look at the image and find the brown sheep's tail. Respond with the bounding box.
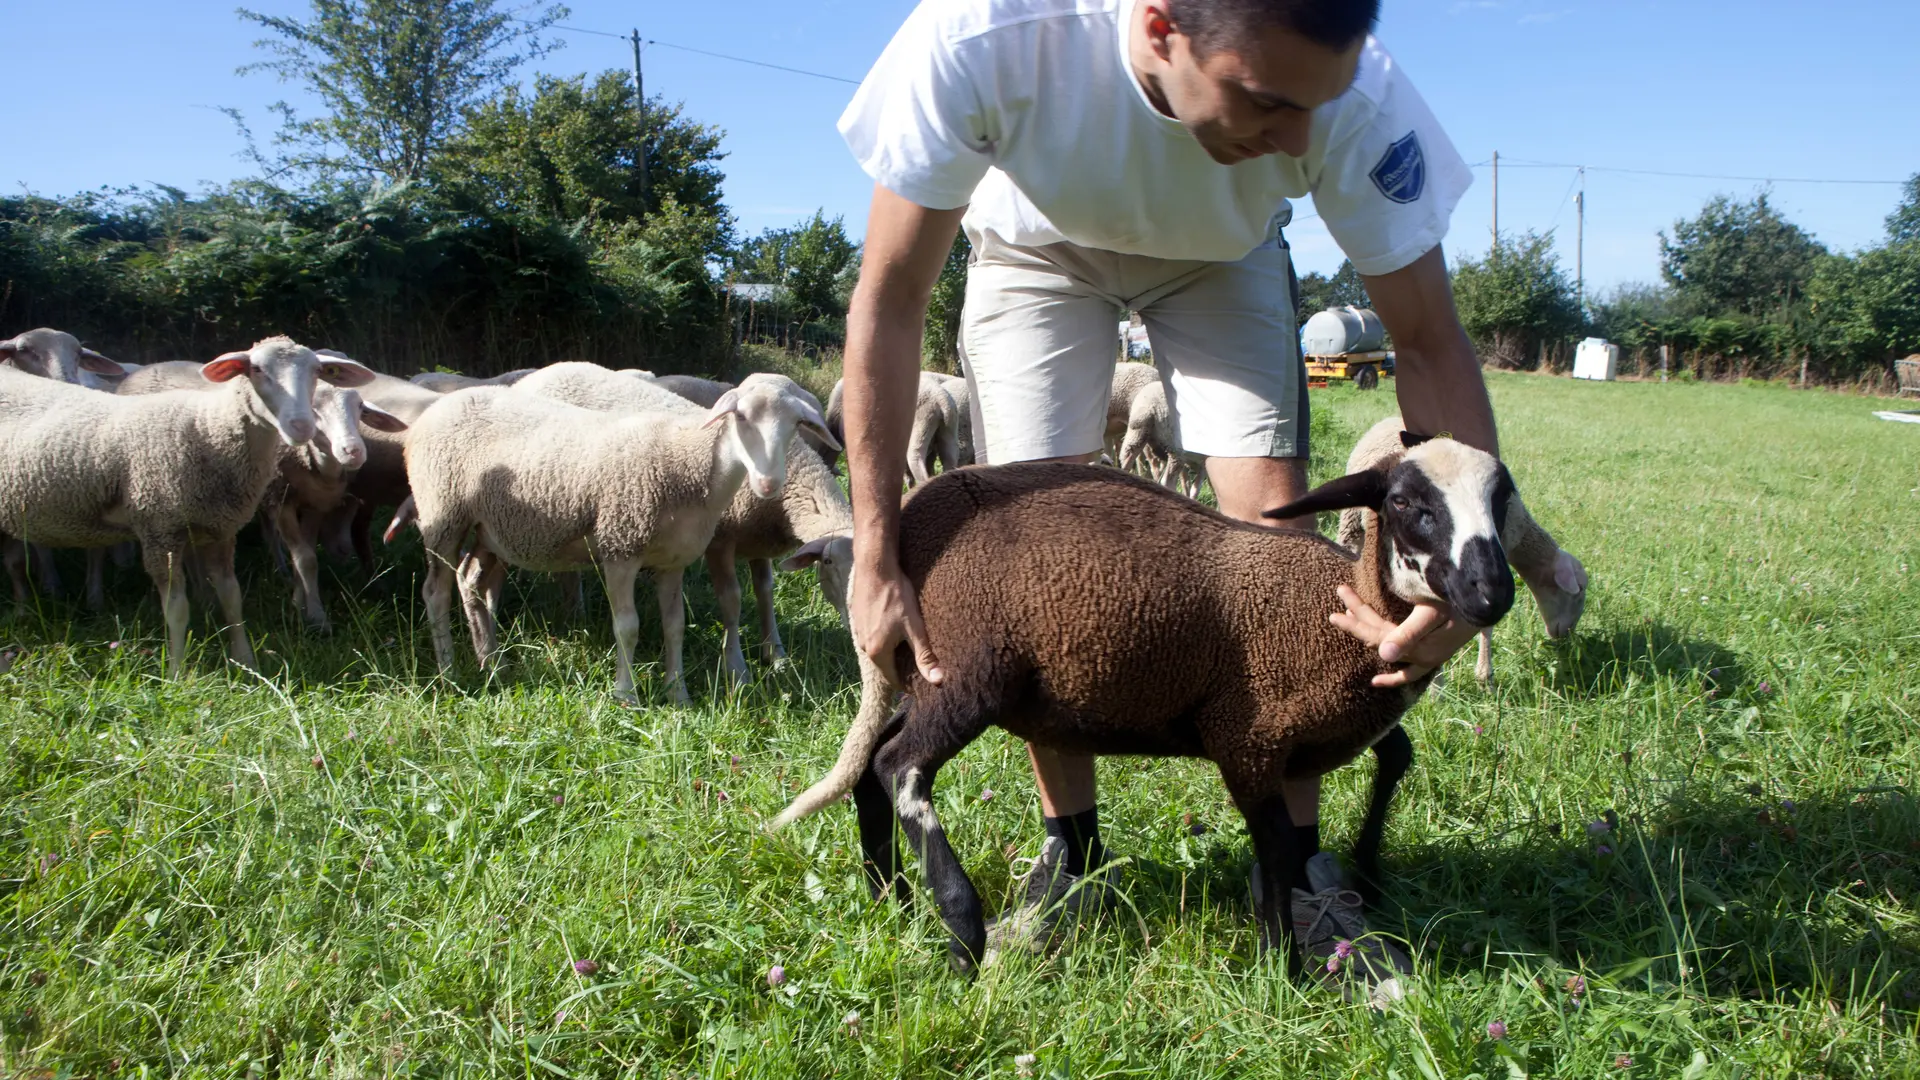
[769,652,896,831]
[383,495,417,544]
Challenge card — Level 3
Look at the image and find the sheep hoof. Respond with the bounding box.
[612,687,642,708]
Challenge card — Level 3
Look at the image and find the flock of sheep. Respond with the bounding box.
[0,324,1597,971]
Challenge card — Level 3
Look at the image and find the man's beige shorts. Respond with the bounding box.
[957,218,1308,465]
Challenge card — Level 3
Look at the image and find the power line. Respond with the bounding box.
[540,19,861,85]
[1475,158,1906,186]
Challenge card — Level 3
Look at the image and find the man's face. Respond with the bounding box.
[1151,17,1364,164]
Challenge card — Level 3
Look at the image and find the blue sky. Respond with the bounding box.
[8,0,1918,292]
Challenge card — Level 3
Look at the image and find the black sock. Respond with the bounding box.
[1043,808,1106,876]
[1290,821,1321,886]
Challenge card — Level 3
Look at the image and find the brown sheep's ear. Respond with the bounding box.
[1262,468,1389,520]
[201,351,254,382]
[1399,430,1435,448]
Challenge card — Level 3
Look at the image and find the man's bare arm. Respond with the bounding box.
[844,184,967,686]
[1362,244,1497,457]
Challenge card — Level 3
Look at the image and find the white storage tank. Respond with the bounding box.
[1301,305,1386,356]
[1573,337,1620,381]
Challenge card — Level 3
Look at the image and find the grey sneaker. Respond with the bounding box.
[1253,852,1412,1008]
[984,836,1119,956]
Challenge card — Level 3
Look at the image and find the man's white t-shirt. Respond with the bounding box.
[839,0,1471,274]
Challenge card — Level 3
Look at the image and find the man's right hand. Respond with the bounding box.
[851,552,944,691]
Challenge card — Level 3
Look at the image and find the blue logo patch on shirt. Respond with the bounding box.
[1370,132,1426,204]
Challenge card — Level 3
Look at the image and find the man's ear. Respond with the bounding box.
[1262,468,1389,520]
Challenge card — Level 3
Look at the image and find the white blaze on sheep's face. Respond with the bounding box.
[1382,440,1517,629]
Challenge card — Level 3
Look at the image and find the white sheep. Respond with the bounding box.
[1339,415,1589,680]
[511,363,853,682]
[1117,379,1204,497]
[825,371,972,483]
[652,374,736,408]
[402,380,834,702]
[1105,360,1160,457]
[409,368,537,392]
[0,328,128,606]
[0,337,375,673]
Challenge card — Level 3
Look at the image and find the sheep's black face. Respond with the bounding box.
[1380,445,1516,628]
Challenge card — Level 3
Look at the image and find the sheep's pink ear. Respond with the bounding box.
[317,356,377,387]
[78,347,124,376]
[778,536,836,572]
[358,402,409,433]
[702,388,741,428]
[201,351,254,382]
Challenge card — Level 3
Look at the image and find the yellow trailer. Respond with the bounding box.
[1303,350,1391,390]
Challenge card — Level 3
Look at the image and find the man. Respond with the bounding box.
[837,0,1494,994]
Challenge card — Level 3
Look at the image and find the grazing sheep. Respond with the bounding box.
[0,328,127,605]
[774,437,1519,971]
[512,362,852,683]
[652,374,736,409]
[1105,360,1160,456]
[1339,416,1588,680]
[1117,379,1204,497]
[402,380,834,702]
[0,338,375,673]
[409,368,537,392]
[825,372,973,482]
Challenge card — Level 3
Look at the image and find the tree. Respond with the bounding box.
[1448,231,1583,368]
[436,72,733,256]
[1295,258,1370,320]
[1885,173,1920,246]
[731,211,859,321]
[1659,193,1825,319]
[923,231,971,371]
[237,0,567,182]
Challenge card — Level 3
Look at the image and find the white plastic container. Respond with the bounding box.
[1301,306,1386,356]
[1573,337,1620,381]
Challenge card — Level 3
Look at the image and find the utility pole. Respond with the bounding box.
[631,29,649,208]
[1574,167,1585,313]
[1490,150,1499,254]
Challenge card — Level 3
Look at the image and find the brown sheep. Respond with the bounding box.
[775,436,1519,972]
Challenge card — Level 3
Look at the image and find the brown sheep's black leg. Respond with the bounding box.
[1353,725,1413,906]
[1240,792,1304,979]
[853,708,912,905]
[871,699,992,972]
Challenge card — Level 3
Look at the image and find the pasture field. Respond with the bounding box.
[2,372,1917,1078]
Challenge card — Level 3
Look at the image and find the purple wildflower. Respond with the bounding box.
[1487,1019,1508,1040]
[1595,844,1613,857]
[1565,974,1587,996]
[1587,819,1612,836]
[767,965,786,988]
[572,958,599,976]
[980,789,995,802]
[1616,1054,1633,1068]
[553,794,564,807]
[1758,681,1771,694]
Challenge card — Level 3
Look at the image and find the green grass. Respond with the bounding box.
[2,372,1917,1078]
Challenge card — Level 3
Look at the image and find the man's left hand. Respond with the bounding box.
[1329,585,1480,688]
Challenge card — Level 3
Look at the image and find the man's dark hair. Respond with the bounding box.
[1169,0,1380,54]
